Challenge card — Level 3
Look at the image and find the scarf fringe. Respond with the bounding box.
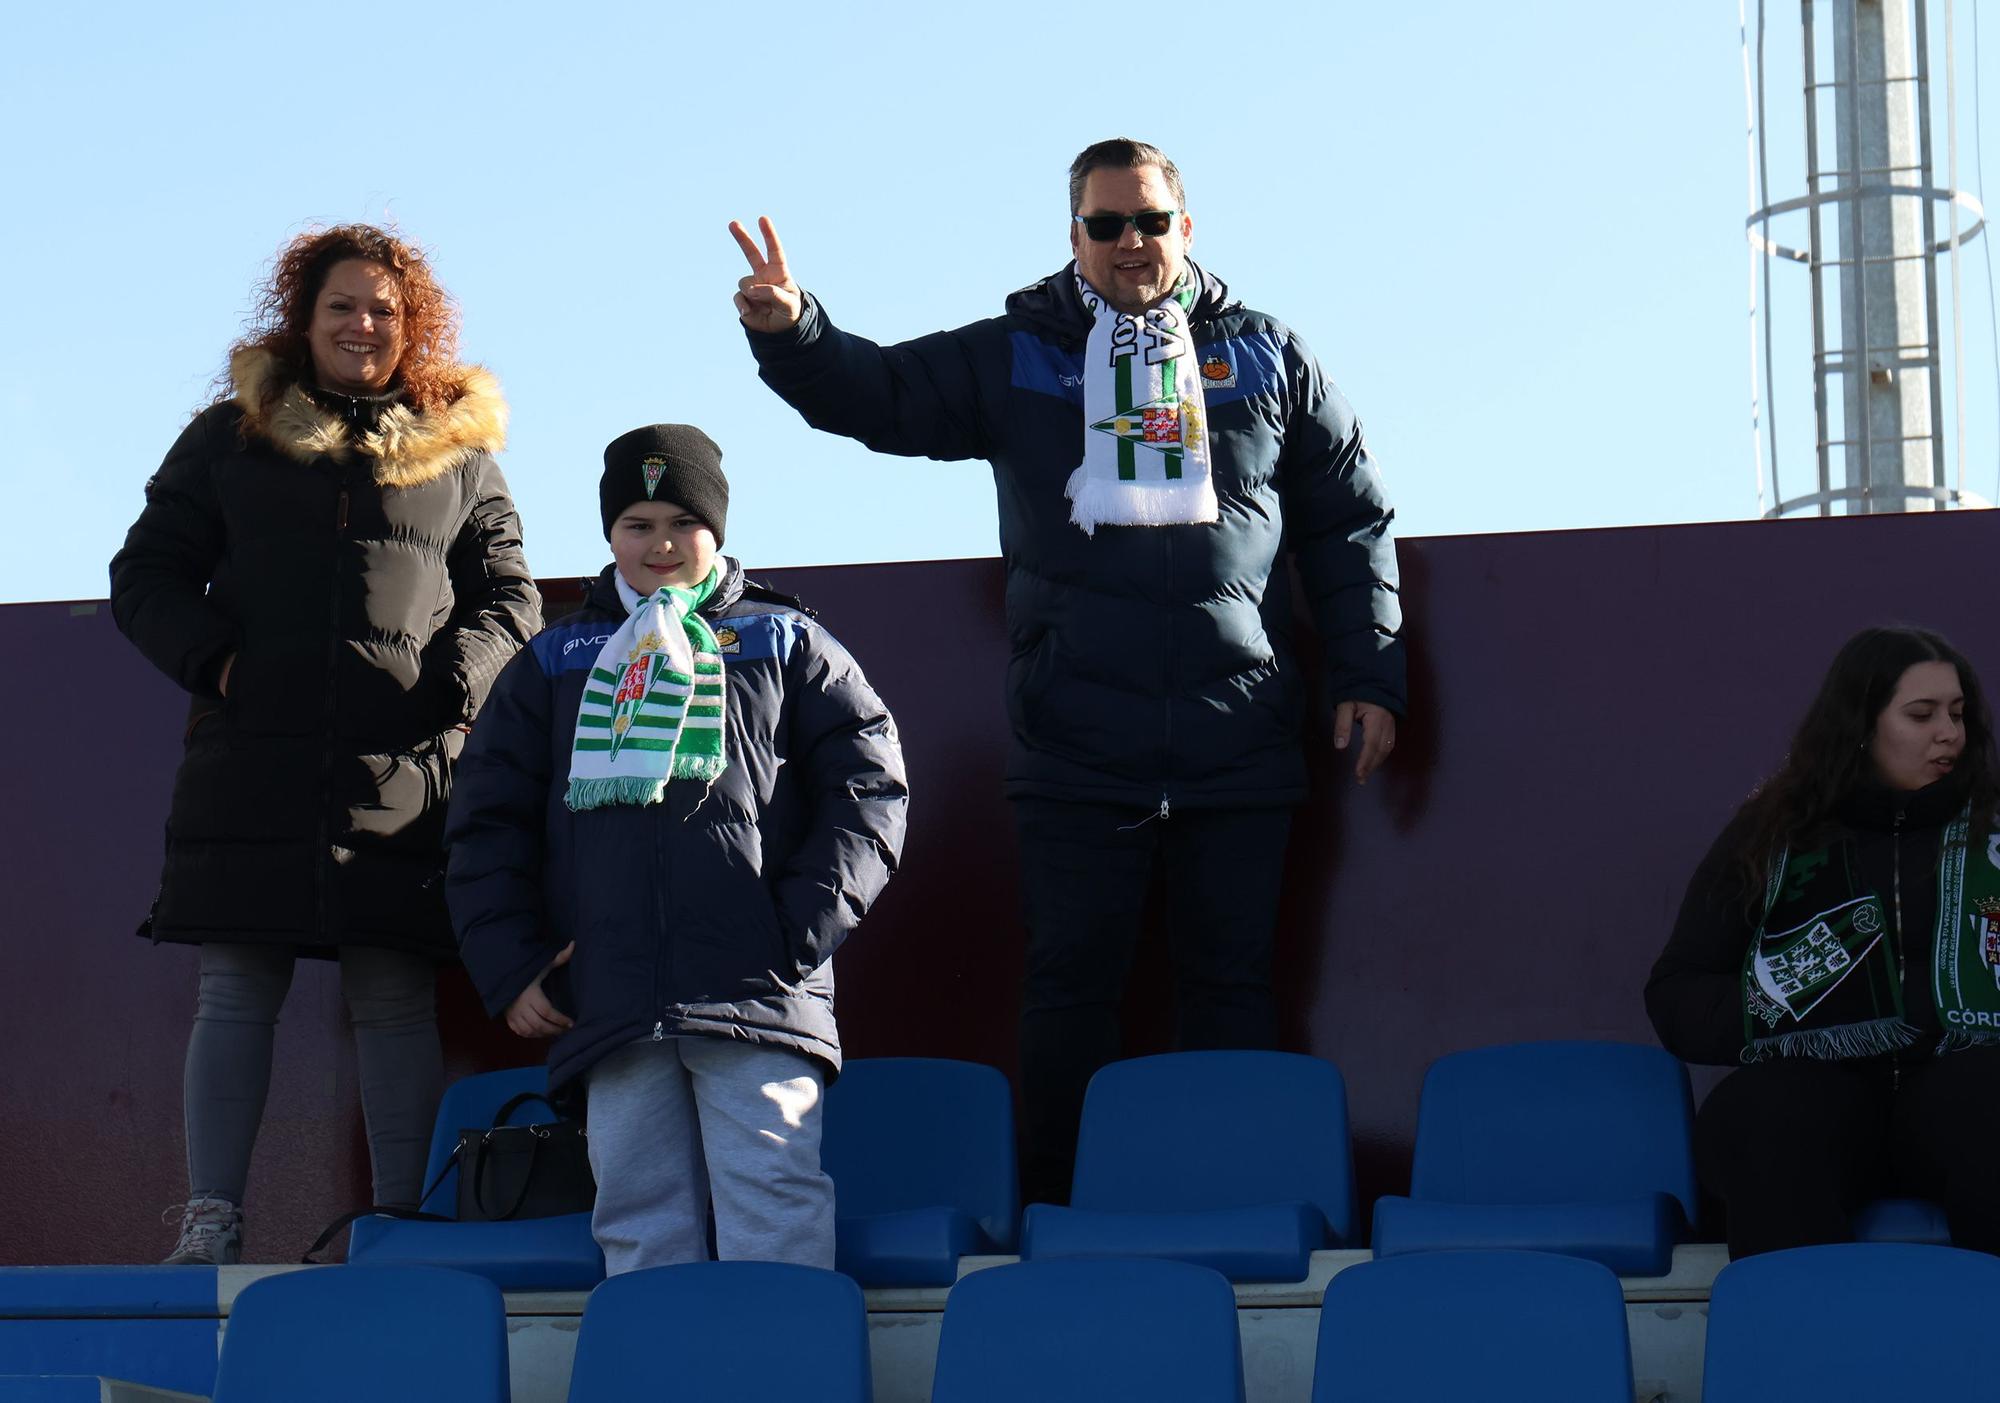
[1064,469,1220,536]
[566,775,669,812]
[565,752,727,812]
[1746,1017,1917,1062]
[1936,1027,2000,1054]
[674,752,728,783]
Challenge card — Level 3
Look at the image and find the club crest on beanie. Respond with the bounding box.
[600,424,729,543]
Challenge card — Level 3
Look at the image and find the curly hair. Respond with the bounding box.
[1730,625,1996,906]
[226,224,461,414]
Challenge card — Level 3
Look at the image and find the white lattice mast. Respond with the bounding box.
[1833,0,1935,510]
[1747,0,1988,516]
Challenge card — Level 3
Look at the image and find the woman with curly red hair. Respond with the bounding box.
[111,225,541,1263]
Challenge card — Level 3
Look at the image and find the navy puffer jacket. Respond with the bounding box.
[746,260,1404,810]
[445,560,907,1100]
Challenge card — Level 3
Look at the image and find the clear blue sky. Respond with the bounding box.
[2,1,1993,603]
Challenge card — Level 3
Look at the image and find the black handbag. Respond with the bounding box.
[302,1089,596,1261]
[455,1090,596,1222]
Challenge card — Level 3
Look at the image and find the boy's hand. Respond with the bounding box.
[506,942,575,1039]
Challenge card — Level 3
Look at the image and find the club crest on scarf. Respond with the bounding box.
[606,630,667,761]
[1066,272,1220,535]
[1087,307,1204,477]
[1976,897,2000,987]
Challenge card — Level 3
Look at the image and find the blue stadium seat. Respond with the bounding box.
[932,1258,1243,1403]
[823,1058,1019,1286]
[1371,1040,1696,1275]
[346,1066,603,1290]
[0,1268,221,1398]
[1702,1243,2000,1401]
[212,1266,506,1403]
[1021,1052,1353,1281]
[567,1262,869,1402]
[1852,1197,1953,1245]
[1313,1250,1634,1402]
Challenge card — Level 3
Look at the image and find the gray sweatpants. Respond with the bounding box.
[585,1036,834,1276]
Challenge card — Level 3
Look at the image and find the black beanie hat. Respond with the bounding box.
[600,424,729,544]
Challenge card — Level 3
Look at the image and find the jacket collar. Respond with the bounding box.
[1003,258,1238,342]
[301,380,403,437]
[230,347,509,488]
[1837,771,1969,831]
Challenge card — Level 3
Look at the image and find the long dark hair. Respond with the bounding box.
[1731,625,1996,901]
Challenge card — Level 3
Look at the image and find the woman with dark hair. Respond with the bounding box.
[110,224,541,1263]
[1648,625,2000,1258]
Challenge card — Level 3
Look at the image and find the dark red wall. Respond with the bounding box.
[2,510,1991,1263]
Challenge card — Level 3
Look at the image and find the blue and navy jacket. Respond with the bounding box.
[747,260,1404,810]
[445,559,907,1099]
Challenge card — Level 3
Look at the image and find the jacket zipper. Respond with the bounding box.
[1162,529,1176,818]
[316,475,351,941]
[653,780,670,1037]
[1892,807,1906,1091]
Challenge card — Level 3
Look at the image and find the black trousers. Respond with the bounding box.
[1012,797,1294,1207]
[1695,1047,2000,1257]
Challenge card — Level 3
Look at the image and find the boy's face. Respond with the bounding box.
[610,499,718,594]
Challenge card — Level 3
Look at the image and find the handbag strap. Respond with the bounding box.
[415,1138,469,1213]
[301,1206,454,1263]
[469,1124,547,1221]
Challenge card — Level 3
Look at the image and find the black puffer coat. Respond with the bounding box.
[111,349,541,958]
[746,261,1404,810]
[445,561,907,1099]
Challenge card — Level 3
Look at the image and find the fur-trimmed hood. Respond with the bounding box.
[230,347,510,489]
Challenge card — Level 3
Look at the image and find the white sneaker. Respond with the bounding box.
[162,1196,242,1265]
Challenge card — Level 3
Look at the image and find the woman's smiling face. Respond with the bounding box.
[307,258,405,393]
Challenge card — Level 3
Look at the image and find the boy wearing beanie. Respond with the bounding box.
[446,424,908,1273]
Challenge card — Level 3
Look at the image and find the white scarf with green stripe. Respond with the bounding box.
[565,568,727,810]
[1065,271,1218,536]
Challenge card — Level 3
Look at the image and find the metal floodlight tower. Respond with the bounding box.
[1746,0,1988,516]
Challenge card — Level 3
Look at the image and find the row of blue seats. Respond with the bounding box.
[348,1042,1951,1289]
[17,1244,1996,1402]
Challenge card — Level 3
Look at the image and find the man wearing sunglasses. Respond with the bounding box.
[731,137,1405,1206]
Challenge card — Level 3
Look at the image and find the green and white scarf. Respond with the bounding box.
[565,567,727,811]
[1742,806,2000,1059]
[1065,272,1218,536]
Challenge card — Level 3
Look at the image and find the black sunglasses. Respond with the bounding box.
[1073,210,1180,242]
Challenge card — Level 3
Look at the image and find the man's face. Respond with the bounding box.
[1070,163,1192,314]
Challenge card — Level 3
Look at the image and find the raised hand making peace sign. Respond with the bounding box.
[729,216,804,333]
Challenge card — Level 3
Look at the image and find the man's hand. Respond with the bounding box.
[729,216,804,332]
[505,942,575,1039]
[1333,701,1397,785]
